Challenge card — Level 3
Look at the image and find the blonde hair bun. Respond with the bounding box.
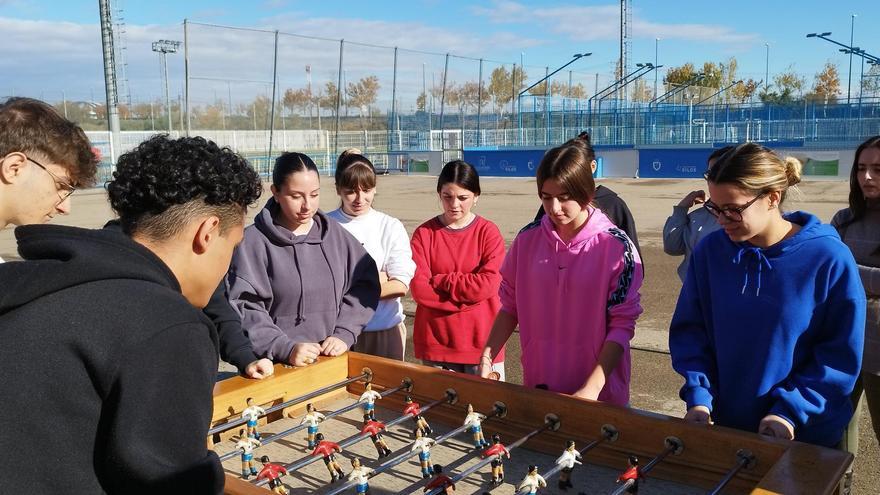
[783,156,802,186]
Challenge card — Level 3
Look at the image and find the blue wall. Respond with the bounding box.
[637,149,713,179]
[463,149,546,177]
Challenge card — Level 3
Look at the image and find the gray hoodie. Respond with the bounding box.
[226,198,380,362]
[662,205,720,282]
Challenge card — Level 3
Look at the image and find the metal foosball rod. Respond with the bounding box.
[255,389,459,488]
[540,424,620,481]
[320,402,508,495]
[217,378,413,462]
[421,413,562,495]
[609,436,684,495]
[209,368,377,436]
[706,449,756,495]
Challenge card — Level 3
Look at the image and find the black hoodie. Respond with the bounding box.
[0,225,223,494]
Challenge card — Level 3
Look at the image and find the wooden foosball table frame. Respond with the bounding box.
[211,352,852,495]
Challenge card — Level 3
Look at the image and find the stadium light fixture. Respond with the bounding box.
[518,52,591,97]
[152,39,182,132]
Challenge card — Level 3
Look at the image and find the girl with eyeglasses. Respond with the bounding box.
[669,143,865,448]
[830,135,880,487]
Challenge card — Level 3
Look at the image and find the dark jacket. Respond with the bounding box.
[532,184,642,258]
[0,225,223,494]
[227,200,380,362]
[104,220,258,373]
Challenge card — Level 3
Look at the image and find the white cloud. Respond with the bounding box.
[0,14,543,107]
[472,1,759,45]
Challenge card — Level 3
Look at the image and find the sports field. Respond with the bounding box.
[3,175,875,493]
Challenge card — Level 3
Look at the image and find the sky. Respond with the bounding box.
[2,0,878,109]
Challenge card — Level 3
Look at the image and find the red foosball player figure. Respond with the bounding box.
[403,395,433,436]
[236,428,262,479]
[481,434,510,486]
[257,455,289,495]
[361,419,393,458]
[616,455,642,494]
[424,464,455,493]
[311,433,346,482]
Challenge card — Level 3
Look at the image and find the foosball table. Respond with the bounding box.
[209,352,851,494]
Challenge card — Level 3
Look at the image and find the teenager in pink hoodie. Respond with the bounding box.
[478,134,643,406]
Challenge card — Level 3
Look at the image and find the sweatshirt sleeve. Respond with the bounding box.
[332,240,380,347]
[204,281,258,373]
[384,218,416,288]
[605,198,642,258]
[604,232,643,350]
[662,206,690,256]
[859,264,880,296]
[410,227,465,313]
[768,260,865,430]
[226,246,295,362]
[668,251,718,411]
[100,322,224,494]
[430,223,505,305]
[498,235,520,317]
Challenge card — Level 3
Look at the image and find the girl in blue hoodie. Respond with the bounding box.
[669,143,865,448]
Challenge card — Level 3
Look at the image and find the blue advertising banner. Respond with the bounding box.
[462,149,606,178]
[637,149,713,178]
[462,149,546,177]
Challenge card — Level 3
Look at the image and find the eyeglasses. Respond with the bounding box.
[28,157,76,202]
[704,193,765,222]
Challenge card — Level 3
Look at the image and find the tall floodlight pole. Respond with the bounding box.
[654,38,660,100]
[848,14,856,104]
[152,39,181,132]
[98,0,121,164]
[764,43,770,93]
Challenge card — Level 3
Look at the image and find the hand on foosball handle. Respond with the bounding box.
[759,414,795,440]
[244,358,275,379]
[289,343,322,367]
[478,354,494,379]
[684,406,713,425]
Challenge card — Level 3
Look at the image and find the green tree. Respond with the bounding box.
[760,66,806,104]
[550,80,587,99]
[416,92,427,112]
[486,66,527,115]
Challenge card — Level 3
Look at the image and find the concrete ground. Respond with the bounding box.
[2,175,876,493]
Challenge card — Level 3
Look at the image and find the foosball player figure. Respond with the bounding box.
[242,397,266,440]
[555,440,582,490]
[411,429,436,478]
[481,434,510,486]
[348,457,374,495]
[236,428,262,479]
[616,455,642,494]
[361,419,393,458]
[463,403,489,449]
[516,465,547,495]
[424,464,455,494]
[300,403,326,450]
[311,432,346,482]
[403,395,433,436]
[257,455,289,495]
[359,383,382,422]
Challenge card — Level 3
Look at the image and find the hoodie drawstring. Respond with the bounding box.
[732,247,773,296]
[291,243,306,324]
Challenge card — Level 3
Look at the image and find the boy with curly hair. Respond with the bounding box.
[0,134,263,494]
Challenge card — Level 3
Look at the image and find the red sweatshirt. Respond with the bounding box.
[410,215,505,364]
